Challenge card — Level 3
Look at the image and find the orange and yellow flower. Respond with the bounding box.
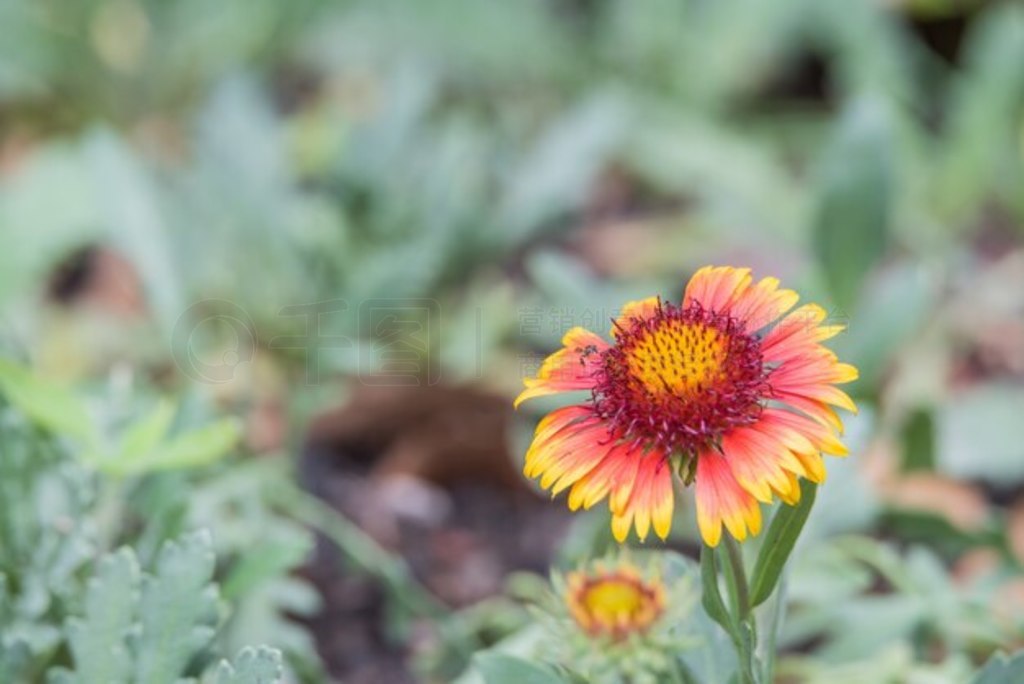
[564,561,665,640]
[516,265,858,546]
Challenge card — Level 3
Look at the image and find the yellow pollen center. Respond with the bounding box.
[625,320,728,397]
[582,579,645,622]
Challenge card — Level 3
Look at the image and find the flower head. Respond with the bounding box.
[516,266,858,546]
[565,561,665,640]
[541,553,699,683]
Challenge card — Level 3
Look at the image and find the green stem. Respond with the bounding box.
[716,537,758,684]
[268,483,448,620]
[760,572,788,683]
[722,535,751,621]
[670,657,701,684]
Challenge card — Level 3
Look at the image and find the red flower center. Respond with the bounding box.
[592,301,770,455]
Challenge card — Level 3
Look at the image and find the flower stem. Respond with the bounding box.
[722,535,751,621]
[715,536,759,684]
[759,572,788,683]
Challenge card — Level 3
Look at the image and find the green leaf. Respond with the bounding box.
[221,535,313,601]
[84,129,185,334]
[0,143,103,307]
[935,3,1024,222]
[811,96,893,311]
[213,646,284,684]
[118,399,177,462]
[474,653,568,684]
[971,650,1024,684]
[700,546,733,636]
[133,530,219,684]
[938,384,1024,486]
[900,408,935,472]
[65,549,141,684]
[0,358,96,445]
[499,95,627,246]
[830,263,935,392]
[750,480,818,608]
[100,418,241,477]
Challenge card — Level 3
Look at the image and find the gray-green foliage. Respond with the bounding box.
[212,647,285,684]
[133,531,219,683]
[812,97,893,312]
[971,650,1024,684]
[0,375,306,683]
[49,533,283,684]
[64,550,139,684]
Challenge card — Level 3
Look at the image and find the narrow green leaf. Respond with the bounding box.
[221,536,313,601]
[900,408,935,472]
[935,4,1024,222]
[118,399,177,462]
[811,96,893,311]
[100,418,241,476]
[700,546,733,635]
[475,653,568,684]
[0,358,96,445]
[750,480,818,607]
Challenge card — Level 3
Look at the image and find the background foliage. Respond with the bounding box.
[1,0,1024,682]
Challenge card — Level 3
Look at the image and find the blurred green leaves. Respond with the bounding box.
[133,530,218,683]
[936,3,1024,223]
[938,384,1024,486]
[0,355,240,477]
[0,357,97,444]
[63,549,139,684]
[1,0,1024,681]
[94,415,241,477]
[475,653,569,684]
[812,97,894,312]
[212,646,285,684]
[52,531,284,684]
[972,650,1024,684]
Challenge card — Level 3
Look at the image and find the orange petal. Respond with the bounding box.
[568,440,640,511]
[761,408,847,456]
[683,266,753,314]
[728,276,800,332]
[610,452,673,542]
[514,327,608,407]
[773,384,858,414]
[526,417,606,480]
[611,297,661,337]
[720,426,800,504]
[761,304,828,357]
[695,449,763,546]
[773,393,845,433]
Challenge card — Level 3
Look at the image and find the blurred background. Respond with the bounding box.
[1,0,1024,682]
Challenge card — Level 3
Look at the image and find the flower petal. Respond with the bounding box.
[683,266,753,314]
[611,297,661,337]
[610,450,675,540]
[527,420,607,483]
[720,426,802,504]
[515,327,608,407]
[761,407,848,456]
[568,440,641,512]
[695,449,762,546]
[728,276,800,332]
[610,453,674,542]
